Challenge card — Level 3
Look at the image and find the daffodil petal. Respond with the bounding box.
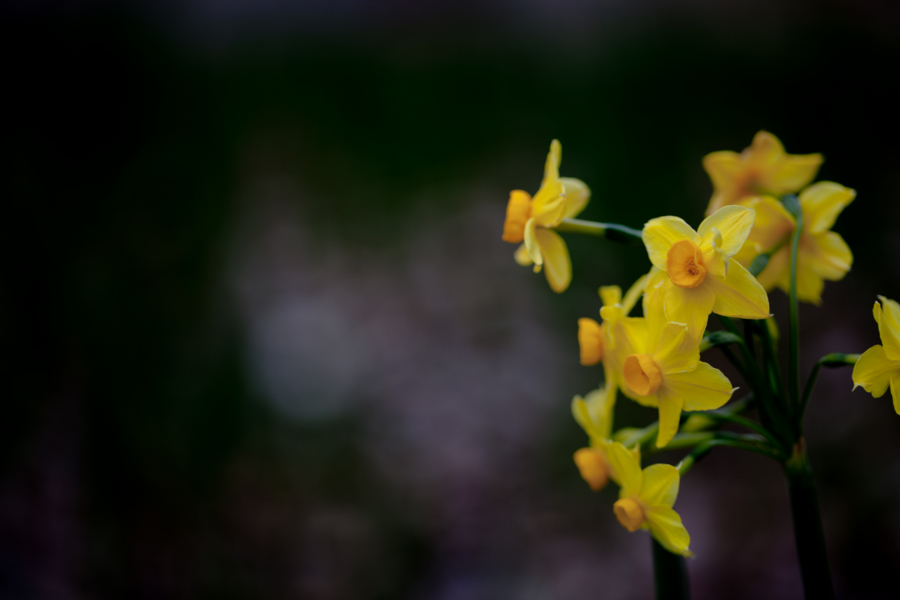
[642,217,701,270]
[652,322,700,375]
[741,131,784,174]
[698,205,756,257]
[877,297,900,361]
[656,394,683,448]
[543,139,561,183]
[852,345,899,398]
[794,259,825,305]
[662,282,716,344]
[799,181,855,235]
[513,243,533,266]
[571,395,597,438]
[640,463,680,509]
[768,153,823,193]
[702,151,744,193]
[584,386,615,440]
[561,177,590,218]
[534,228,571,293]
[600,285,622,308]
[755,246,790,292]
[645,506,692,556]
[622,274,649,315]
[605,441,643,498]
[523,219,542,267]
[531,180,567,227]
[664,363,733,411]
[707,259,771,319]
[805,231,852,282]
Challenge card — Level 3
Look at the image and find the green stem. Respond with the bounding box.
[756,318,785,403]
[555,218,644,246]
[700,412,785,457]
[652,537,690,600]
[799,353,860,421]
[785,442,834,600]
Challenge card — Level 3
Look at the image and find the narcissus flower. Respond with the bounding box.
[616,284,734,447]
[572,386,624,491]
[852,296,900,414]
[642,205,770,342]
[605,441,692,556]
[749,182,855,305]
[581,277,648,397]
[702,131,823,215]
[502,140,591,293]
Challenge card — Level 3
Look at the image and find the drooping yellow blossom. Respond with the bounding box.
[852,296,900,414]
[740,182,855,305]
[571,386,630,491]
[604,441,692,556]
[582,276,648,398]
[642,205,771,342]
[502,140,591,293]
[702,131,823,215]
[613,283,734,447]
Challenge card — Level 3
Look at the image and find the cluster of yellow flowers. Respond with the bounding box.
[501,132,895,562]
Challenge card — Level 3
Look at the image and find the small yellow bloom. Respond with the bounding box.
[746,182,855,305]
[572,387,618,491]
[605,442,692,556]
[702,131,823,215]
[642,205,771,342]
[502,140,591,293]
[585,277,648,398]
[617,283,734,447]
[852,296,900,414]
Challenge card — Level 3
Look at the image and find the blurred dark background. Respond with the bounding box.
[2,1,900,598]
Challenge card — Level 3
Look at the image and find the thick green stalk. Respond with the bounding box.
[555,218,644,245]
[785,443,834,600]
[652,538,690,600]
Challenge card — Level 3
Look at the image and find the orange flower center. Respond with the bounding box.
[614,497,646,532]
[502,190,532,243]
[623,353,662,396]
[666,239,707,288]
[578,318,605,366]
[573,448,610,491]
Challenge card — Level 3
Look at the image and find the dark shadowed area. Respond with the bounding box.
[2,1,899,598]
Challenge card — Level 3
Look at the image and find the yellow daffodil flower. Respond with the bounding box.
[853,296,900,414]
[742,182,855,305]
[642,205,770,343]
[580,277,648,398]
[616,282,734,447]
[731,195,795,267]
[702,131,823,216]
[605,441,692,556]
[572,386,621,491]
[503,139,591,293]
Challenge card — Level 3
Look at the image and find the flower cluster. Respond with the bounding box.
[501,133,890,576]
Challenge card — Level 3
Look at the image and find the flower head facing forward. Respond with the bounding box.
[642,205,771,342]
[616,284,734,447]
[702,131,823,215]
[605,442,692,556]
[502,140,591,293]
[852,296,900,414]
[746,182,855,305]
